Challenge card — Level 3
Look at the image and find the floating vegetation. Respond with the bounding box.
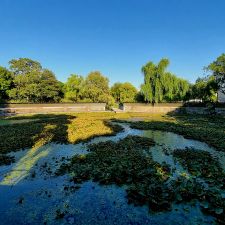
[173,148,225,185]
[56,135,177,212]
[0,113,124,154]
[55,209,67,220]
[1,113,225,224]
[172,148,225,224]
[0,154,15,166]
[123,114,225,152]
[56,136,225,224]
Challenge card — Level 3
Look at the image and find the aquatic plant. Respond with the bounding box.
[172,148,225,224]
[56,135,177,212]
[124,114,225,152]
[57,136,225,223]
[0,113,124,154]
[0,154,15,166]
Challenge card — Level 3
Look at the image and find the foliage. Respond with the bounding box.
[207,53,225,94]
[8,58,62,103]
[191,76,218,102]
[111,82,138,103]
[64,74,84,102]
[173,148,225,223]
[83,71,110,103]
[57,135,224,223]
[0,113,127,154]
[0,66,13,101]
[119,114,225,152]
[9,58,42,75]
[1,54,225,104]
[141,58,190,103]
[56,135,174,212]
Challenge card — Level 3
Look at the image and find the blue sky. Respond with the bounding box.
[0,0,225,88]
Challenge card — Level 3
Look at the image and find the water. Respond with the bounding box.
[0,122,222,225]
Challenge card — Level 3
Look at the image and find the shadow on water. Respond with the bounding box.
[0,114,75,185]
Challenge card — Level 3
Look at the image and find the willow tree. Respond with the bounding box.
[141,58,168,103]
[141,58,190,103]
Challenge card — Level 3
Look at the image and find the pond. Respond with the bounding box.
[0,122,224,225]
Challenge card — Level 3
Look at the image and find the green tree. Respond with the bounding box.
[36,69,62,102]
[64,74,84,102]
[83,71,110,102]
[8,58,61,102]
[0,66,13,101]
[192,76,218,102]
[9,58,42,75]
[207,53,225,94]
[141,58,189,103]
[111,82,137,103]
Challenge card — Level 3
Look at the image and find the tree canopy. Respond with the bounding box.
[64,74,84,102]
[83,71,110,103]
[111,82,137,103]
[207,53,225,94]
[1,55,224,105]
[140,58,190,103]
[8,58,61,103]
[191,76,218,102]
[0,66,13,101]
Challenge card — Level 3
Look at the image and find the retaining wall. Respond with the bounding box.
[122,103,225,115]
[121,103,183,114]
[0,103,106,115]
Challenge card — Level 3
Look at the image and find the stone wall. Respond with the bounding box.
[122,103,225,115]
[0,103,106,115]
[122,103,183,114]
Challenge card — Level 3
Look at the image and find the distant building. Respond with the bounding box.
[218,89,225,103]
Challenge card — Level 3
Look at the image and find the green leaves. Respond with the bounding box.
[111,82,138,103]
[141,58,190,103]
[0,66,13,100]
[8,58,62,103]
[207,53,225,94]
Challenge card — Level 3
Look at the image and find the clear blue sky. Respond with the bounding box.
[0,0,225,87]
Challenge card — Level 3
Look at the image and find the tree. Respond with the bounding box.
[191,76,218,102]
[111,82,137,103]
[141,58,190,103]
[36,69,62,102]
[9,58,42,75]
[8,58,61,102]
[207,53,225,94]
[64,74,84,102]
[0,66,13,101]
[83,71,110,102]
